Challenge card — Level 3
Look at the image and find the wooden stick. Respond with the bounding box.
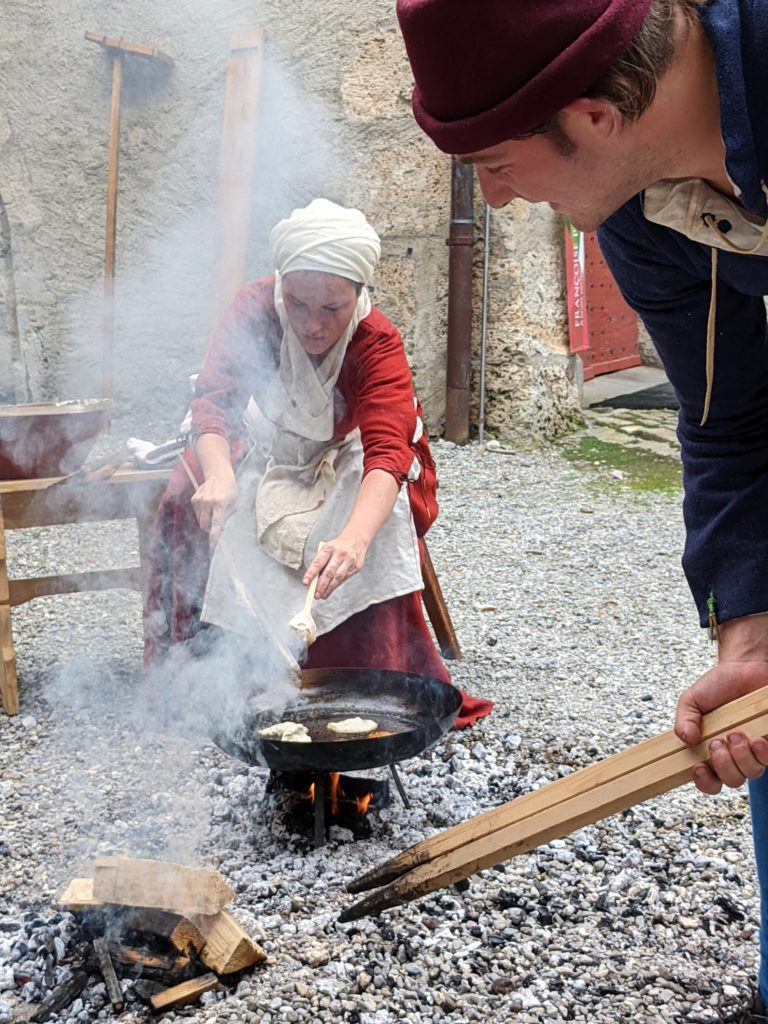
[92,938,124,1012]
[341,705,768,921]
[149,973,219,1012]
[348,683,768,894]
[100,48,122,403]
[92,856,234,916]
[188,909,266,974]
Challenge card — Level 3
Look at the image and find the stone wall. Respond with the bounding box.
[0,0,580,440]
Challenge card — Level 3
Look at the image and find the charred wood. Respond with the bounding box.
[92,937,124,1012]
[30,969,88,1023]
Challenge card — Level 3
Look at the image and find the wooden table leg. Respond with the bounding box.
[0,502,19,714]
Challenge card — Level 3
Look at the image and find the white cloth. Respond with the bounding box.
[258,276,371,442]
[269,197,380,286]
[202,425,422,642]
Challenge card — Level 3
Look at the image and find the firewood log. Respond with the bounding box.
[149,972,219,1012]
[187,910,266,974]
[92,856,234,916]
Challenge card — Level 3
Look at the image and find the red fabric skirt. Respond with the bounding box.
[144,454,493,730]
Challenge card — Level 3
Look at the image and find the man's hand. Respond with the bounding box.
[675,614,768,794]
[190,470,238,548]
[303,533,367,600]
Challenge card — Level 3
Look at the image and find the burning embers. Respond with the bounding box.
[269,770,395,847]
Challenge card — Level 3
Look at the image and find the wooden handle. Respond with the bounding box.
[302,541,325,612]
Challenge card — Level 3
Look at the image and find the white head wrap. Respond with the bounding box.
[269,197,381,286]
[259,199,381,442]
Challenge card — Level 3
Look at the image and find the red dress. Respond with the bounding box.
[144,278,492,729]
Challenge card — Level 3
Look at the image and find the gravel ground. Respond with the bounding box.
[0,422,761,1023]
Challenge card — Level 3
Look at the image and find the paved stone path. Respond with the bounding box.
[584,406,680,460]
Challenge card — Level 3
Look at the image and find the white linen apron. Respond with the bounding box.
[201,399,422,646]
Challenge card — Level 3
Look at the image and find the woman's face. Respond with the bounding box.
[281,271,360,357]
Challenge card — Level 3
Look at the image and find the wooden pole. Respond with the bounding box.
[101,51,123,403]
[84,32,173,403]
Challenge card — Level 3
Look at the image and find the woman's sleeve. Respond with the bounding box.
[350,320,439,535]
[190,282,273,445]
[350,322,421,481]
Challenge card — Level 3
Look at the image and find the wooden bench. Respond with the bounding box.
[0,467,460,716]
[0,468,172,715]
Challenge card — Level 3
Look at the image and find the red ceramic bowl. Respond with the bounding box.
[0,400,111,480]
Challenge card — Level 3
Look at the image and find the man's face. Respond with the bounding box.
[463,121,658,232]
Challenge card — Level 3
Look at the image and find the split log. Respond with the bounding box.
[92,937,124,1012]
[188,910,266,974]
[59,877,101,912]
[92,856,234,916]
[31,970,88,1023]
[117,907,206,956]
[149,972,219,1012]
[342,694,768,921]
[348,683,768,896]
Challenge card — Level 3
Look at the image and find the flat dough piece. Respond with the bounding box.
[260,721,312,743]
[327,717,378,735]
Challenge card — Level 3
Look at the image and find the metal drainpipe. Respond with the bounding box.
[477,203,491,443]
[444,157,475,444]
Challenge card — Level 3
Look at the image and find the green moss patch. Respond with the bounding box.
[557,435,682,495]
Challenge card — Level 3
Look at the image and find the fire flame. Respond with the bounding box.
[355,792,373,815]
[303,774,375,816]
[330,772,341,816]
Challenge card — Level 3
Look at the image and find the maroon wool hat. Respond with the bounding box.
[396,0,653,154]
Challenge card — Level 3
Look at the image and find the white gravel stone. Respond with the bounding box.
[0,422,761,1023]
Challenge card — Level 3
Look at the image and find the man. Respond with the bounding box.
[396,0,768,1018]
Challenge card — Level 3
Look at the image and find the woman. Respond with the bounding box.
[144,198,492,728]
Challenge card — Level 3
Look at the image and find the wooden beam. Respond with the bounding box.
[92,856,234,916]
[342,696,768,920]
[149,973,219,1012]
[348,682,768,895]
[188,910,266,974]
[84,31,174,64]
[9,567,144,607]
[106,943,191,977]
[31,971,88,1023]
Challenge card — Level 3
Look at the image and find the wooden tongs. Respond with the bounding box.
[340,685,768,922]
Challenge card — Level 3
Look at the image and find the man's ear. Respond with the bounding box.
[559,97,622,142]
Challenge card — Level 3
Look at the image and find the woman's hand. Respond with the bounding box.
[675,614,768,794]
[191,469,238,548]
[303,533,367,599]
